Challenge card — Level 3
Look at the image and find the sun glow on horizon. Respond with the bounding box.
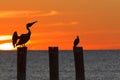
[0,43,14,50]
[0,35,14,50]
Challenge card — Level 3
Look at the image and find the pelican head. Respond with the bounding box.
[77,36,79,39]
[26,21,37,28]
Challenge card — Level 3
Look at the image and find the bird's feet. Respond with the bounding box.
[23,44,26,47]
[19,44,26,47]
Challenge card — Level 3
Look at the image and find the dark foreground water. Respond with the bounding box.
[0,50,120,80]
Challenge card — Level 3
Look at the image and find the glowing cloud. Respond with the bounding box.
[0,10,59,18]
[41,21,79,26]
[0,35,12,41]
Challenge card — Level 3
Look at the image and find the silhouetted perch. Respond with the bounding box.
[73,47,85,80]
[49,47,59,80]
[17,47,27,80]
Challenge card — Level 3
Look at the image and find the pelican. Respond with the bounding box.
[73,36,80,48]
[12,21,37,48]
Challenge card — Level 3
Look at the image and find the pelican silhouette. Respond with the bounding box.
[12,21,37,48]
[73,36,80,48]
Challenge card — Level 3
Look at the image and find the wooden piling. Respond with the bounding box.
[17,47,27,80]
[73,47,85,80]
[49,47,59,80]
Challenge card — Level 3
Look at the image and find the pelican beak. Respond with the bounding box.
[34,21,38,23]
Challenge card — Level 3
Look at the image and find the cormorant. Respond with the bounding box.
[73,36,80,48]
[12,21,37,48]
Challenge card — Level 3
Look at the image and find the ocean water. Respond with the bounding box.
[0,50,120,80]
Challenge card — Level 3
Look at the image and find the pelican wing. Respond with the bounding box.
[12,32,19,47]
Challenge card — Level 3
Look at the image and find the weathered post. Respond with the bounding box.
[17,47,27,80]
[49,47,59,80]
[73,47,85,80]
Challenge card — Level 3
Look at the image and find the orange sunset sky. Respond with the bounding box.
[0,0,120,50]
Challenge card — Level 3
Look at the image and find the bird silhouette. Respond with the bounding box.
[73,36,80,48]
[12,21,37,48]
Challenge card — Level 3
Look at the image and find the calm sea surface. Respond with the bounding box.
[0,50,120,80]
